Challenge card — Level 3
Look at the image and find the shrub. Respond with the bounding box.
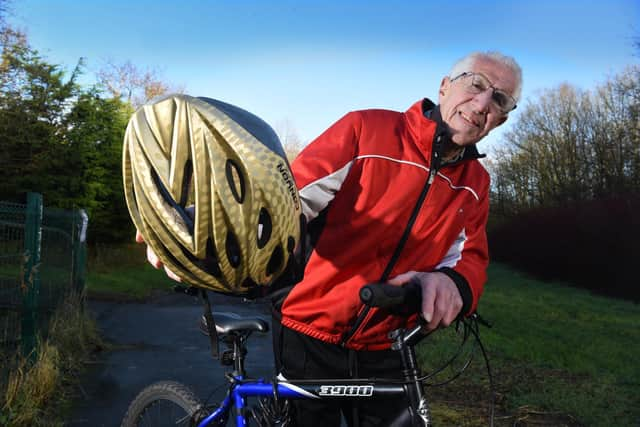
[488,195,640,301]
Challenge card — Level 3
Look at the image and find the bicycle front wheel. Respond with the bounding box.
[121,381,206,427]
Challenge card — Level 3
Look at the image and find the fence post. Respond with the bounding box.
[22,192,43,360]
[71,209,88,294]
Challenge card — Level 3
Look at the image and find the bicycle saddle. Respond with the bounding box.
[201,312,269,335]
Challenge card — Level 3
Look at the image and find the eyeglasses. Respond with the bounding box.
[450,72,517,114]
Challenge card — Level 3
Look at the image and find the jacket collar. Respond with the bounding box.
[404,98,486,166]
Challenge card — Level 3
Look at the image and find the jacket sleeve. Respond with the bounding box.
[291,112,362,222]
[436,178,490,316]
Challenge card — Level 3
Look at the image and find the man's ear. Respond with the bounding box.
[439,77,450,101]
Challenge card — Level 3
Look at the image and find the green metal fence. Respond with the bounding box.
[0,192,87,360]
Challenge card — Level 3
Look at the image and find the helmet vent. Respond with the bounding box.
[179,238,222,278]
[242,277,258,289]
[225,159,245,203]
[257,208,272,249]
[203,238,222,277]
[179,160,193,207]
[151,169,194,233]
[225,231,242,268]
[266,245,283,276]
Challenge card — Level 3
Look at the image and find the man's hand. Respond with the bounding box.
[135,231,182,283]
[388,271,462,331]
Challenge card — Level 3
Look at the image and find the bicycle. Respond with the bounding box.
[120,282,492,426]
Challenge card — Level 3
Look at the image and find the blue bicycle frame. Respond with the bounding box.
[198,375,421,427]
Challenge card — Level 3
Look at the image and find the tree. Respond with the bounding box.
[487,67,640,301]
[96,59,181,109]
[0,27,83,203]
[489,67,640,217]
[0,0,10,31]
[275,118,305,161]
[0,27,135,242]
[63,91,134,242]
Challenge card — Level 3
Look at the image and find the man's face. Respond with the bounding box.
[438,58,517,147]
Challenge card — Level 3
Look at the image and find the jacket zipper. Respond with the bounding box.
[339,133,445,346]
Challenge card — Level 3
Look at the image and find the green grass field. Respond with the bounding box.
[419,264,640,426]
[86,248,639,426]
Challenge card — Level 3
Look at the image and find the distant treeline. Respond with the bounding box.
[487,66,640,301]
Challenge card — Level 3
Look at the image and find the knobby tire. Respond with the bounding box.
[121,381,207,427]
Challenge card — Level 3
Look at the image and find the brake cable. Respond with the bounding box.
[418,315,496,427]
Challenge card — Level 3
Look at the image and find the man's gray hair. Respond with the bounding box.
[449,51,523,103]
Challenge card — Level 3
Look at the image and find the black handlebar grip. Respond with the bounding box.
[359,281,422,314]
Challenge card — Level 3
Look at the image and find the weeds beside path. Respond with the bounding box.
[0,244,161,426]
[0,293,104,427]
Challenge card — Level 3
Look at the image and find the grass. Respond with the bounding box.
[0,292,104,427]
[417,263,640,426]
[86,243,179,300]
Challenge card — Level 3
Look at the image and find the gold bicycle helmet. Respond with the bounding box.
[123,94,301,295]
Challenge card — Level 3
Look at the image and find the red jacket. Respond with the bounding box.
[280,99,490,350]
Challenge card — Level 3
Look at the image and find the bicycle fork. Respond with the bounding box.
[390,325,431,427]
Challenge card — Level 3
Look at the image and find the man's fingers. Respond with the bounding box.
[146,245,162,269]
[388,271,417,285]
[431,295,451,329]
[420,283,435,324]
[164,265,182,282]
[146,243,182,282]
[137,230,182,283]
[425,297,445,331]
[431,287,463,329]
[445,294,463,326]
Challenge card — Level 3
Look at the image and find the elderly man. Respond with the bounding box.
[273,51,521,426]
[139,51,522,426]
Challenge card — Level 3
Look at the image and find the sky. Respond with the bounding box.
[6,0,640,151]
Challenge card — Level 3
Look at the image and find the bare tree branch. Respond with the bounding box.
[96,59,182,109]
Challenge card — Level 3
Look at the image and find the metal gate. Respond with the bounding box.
[0,192,87,359]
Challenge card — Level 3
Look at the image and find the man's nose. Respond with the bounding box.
[472,90,493,114]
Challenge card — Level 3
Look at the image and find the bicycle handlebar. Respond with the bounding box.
[359,281,422,314]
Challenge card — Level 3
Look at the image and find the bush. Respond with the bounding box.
[488,195,640,301]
